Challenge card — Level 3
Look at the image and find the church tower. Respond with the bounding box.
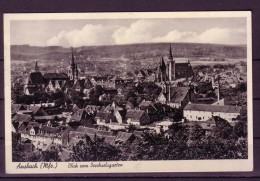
[168,45,175,81]
[34,61,40,72]
[67,47,77,81]
[160,57,167,81]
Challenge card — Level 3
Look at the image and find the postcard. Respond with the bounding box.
[4,12,253,174]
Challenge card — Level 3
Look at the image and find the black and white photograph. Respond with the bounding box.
[4,12,253,173]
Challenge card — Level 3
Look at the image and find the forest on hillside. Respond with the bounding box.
[11,43,246,62]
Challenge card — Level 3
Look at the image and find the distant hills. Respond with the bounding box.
[11,43,247,61]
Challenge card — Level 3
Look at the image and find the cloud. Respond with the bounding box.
[47,20,247,47]
[112,19,162,44]
[47,24,117,47]
[152,28,246,45]
[153,30,198,43]
[197,28,246,44]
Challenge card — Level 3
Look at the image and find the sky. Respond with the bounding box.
[10,18,247,47]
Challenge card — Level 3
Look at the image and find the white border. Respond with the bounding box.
[4,12,253,174]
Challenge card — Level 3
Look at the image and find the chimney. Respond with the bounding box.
[168,85,171,102]
[217,75,220,101]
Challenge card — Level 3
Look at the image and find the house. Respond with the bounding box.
[138,99,153,110]
[11,104,27,115]
[72,79,84,92]
[27,105,48,116]
[84,105,100,114]
[83,78,94,98]
[90,76,115,88]
[156,86,190,108]
[183,103,241,122]
[103,101,123,113]
[136,70,147,80]
[156,90,167,104]
[21,124,71,150]
[99,93,111,102]
[125,101,134,110]
[113,132,136,145]
[23,72,46,95]
[95,111,117,125]
[112,109,126,124]
[44,73,69,92]
[166,87,190,108]
[34,115,63,124]
[12,114,33,133]
[69,109,86,123]
[125,110,151,126]
[154,120,173,133]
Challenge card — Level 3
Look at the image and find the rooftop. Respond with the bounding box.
[184,103,241,113]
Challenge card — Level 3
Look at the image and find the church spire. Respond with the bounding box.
[169,44,173,61]
[70,47,75,65]
[35,61,39,72]
[160,57,166,71]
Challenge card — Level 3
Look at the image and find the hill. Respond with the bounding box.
[11,43,247,61]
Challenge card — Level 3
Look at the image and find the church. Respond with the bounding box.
[67,47,79,82]
[156,45,194,83]
[23,48,79,95]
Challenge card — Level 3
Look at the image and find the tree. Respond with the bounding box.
[12,133,42,162]
[214,117,233,139]
[42,149,61,162]
[189,124,205,141]
[234,121,247,138]
[69,134,121,161]
[128,124,137,133]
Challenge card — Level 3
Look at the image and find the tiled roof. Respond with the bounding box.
[63,80,74,89]
[125,110,145,120]
[28,122,40,127]
[117,110,127,119]
[96,130,113,137]
[70,109,85,122]
[184,103,241,113]
[103,136,116,145]
[27,105,41,115]
[169,87,189,103]
[43,73,69,80]
[114,132,134,143]
[81,117,96,127]
[83,78,93,89]
[11,104,26,114]
[12,114,32,122]
[92,76,108,82]
[138,100,152,108]
[75,126,96,135]
[28,72,46,84]
[96,111,116,123]
[40,125,60,134]
[133,130,144,137]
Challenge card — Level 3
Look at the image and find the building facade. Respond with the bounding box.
[183,103,241,122]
